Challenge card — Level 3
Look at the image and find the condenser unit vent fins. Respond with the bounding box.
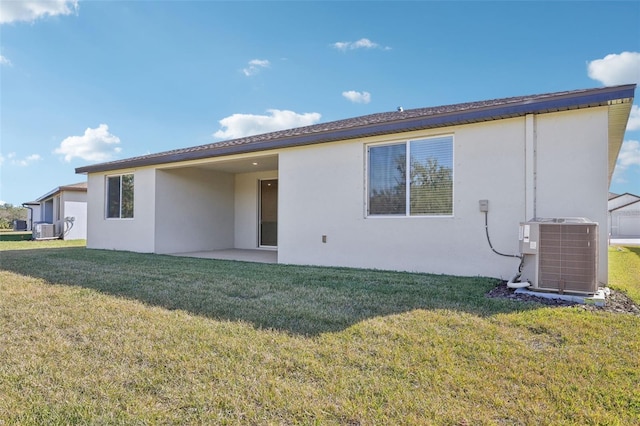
[33,223,56,240]
[538,223,597,294]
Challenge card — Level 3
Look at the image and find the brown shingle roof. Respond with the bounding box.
[35,182,87,202]
[76,84,636,174]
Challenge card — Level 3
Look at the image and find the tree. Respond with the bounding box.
[410,157,453,215]
[0,203,28,229]
[369,155,452,215]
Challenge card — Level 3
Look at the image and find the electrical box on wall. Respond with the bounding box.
[479,199,489,212]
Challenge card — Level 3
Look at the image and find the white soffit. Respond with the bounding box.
[608,99,633,184]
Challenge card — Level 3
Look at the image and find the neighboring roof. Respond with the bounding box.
[34,182,88,202]
[608,192,640,201]
[610,199,640,212]
[609,192,640,212]
[76,84,636,174]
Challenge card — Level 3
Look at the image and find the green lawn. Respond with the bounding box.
[609,245,640,304]
[1,240,638,424]
[0,231,33,241]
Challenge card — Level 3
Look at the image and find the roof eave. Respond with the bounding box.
[75,84,637,174]
[34,183,88,202]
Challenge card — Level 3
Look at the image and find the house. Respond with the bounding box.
[608,192,640,239]
[23,182,88,240]
[75,84,636,285]
[21,201,41,231]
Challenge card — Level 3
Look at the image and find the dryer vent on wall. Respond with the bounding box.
[519,218,598,295]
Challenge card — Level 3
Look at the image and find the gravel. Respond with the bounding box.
[486,281,640,316]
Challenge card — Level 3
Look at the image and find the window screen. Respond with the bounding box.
[107,174,134,218]
[368,136,453,216]
[409,137,453,215]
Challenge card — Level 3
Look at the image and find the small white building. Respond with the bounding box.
[608,192,640,238]
[76,85,636,286]
[24,182,88,240]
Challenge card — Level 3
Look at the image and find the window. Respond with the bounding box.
[106,174,134,218]
[368,136,453,216]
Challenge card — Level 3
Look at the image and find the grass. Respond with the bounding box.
[0,231,33,241]
[0,238,85,249]
[609,245,640,304]
[1,240,639,425]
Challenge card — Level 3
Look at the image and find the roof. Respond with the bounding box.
[34,182,88,202]
[76,84,636,174]
[608,192,640,212]
[608,192,640,201]
[610,199,640,212]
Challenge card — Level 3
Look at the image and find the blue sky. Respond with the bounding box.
[1,1,639,206]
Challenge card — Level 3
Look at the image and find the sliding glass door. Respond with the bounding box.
[259,179,278,247]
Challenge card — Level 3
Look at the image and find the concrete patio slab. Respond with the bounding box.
[169,249,277,264]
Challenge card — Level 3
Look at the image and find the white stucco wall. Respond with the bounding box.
[534,108,609,283]
[59,190,87,240]
[234,170,278,249]
[278,119,526,279]
[86,168,156,252]
[26,205,41,230]
[279,107,611,283]
[154,167,235,254]
[62,201,87,240]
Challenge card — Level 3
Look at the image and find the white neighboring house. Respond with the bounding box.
[23,182,88,240]
[75,85,636,286]
[608,192,640,239]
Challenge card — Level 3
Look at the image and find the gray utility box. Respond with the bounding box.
[518,218,598,295]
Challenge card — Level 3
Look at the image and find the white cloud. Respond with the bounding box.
[0,55,11,66]
[54,124,122,162]
[587,51,640,86]
[4,152,42,166]
[333,38,390,52]
[213,109,322,140]
[617,139,640,170]
[242,59,270,76]
[627,105,640,131]
[613,139,640,184]
[342,90,371,104]
[0,0,78,24]
[22,154,42,165]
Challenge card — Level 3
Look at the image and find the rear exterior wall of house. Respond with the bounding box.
[278,108,609,283]
[84,106,610,284]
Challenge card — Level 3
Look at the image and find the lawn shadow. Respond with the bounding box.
[1,247,541,336]
[624,246,640,257]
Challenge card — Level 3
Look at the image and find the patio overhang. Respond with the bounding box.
[156,153,278,174]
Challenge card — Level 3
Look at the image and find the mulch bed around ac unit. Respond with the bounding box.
[486,281,640,316]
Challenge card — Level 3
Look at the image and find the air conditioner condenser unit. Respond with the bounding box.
[518,218,598,295]
[33,223,57,240]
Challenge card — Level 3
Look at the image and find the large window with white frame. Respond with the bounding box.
[367,135,454,216]
[106,174,134,219]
